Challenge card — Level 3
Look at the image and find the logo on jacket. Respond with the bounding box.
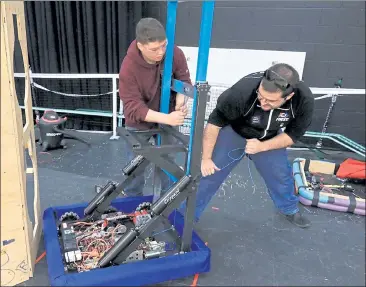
[251,116,261,124]
[276,112,289,122]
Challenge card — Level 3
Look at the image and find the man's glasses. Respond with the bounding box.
[256,90,286,108]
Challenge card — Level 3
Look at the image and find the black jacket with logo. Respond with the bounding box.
[207,72,315,142]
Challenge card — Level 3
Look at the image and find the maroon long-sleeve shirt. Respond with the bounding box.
[119,40,191,130]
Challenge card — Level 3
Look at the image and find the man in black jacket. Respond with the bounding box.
[182,63,314,228]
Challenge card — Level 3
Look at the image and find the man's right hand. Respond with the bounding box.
[167,110,186,126]
[201,158,220,177]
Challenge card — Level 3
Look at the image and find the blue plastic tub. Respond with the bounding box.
[43,196,211,286]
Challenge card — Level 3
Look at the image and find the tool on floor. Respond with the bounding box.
[37,110,90,151]
[322,184,354,190]
[307,171,359,193]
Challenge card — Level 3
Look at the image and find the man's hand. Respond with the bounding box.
[175,93,187,115]
[201,158,220,177]
[245,138,266,154]
[167,110,186,126]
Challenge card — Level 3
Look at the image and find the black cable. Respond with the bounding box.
[53,126,91,147]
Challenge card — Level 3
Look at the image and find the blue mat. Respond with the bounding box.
[42,196,211,286]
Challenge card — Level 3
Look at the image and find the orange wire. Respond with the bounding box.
[35,251,46,264]
[191,274,199,286]
[190,242,208,286]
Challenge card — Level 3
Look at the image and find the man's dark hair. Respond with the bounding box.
[261,63,300,93]
[136,18,166,44]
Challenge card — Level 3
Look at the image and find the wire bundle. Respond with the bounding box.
[69,221,128,272]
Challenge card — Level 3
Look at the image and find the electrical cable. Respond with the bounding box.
[218,148,246,170]
[217,148,256,191]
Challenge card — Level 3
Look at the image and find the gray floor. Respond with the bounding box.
[18,132,365,286]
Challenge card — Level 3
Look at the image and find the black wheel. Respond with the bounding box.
[59,211,80,222]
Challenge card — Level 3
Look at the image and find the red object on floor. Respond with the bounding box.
[336,158,366,179]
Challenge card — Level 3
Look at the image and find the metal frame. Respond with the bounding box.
[79,1,215,267]
[304,131,365,157]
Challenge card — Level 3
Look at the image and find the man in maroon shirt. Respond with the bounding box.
[119,18,192,197]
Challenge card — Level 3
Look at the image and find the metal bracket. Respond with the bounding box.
[196,81,211,102]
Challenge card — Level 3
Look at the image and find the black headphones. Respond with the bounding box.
[263,69,294,98]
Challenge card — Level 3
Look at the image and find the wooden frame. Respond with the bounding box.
[1,2,42,286]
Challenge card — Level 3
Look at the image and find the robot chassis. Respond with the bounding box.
[57,82,211,271]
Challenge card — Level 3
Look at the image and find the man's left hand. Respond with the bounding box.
[245,138,266,154]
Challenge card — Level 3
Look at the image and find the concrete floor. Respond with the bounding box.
[16,132,365,286]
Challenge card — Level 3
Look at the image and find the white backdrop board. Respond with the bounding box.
[178,47,307,86]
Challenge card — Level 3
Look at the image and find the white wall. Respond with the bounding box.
[179,47,307,86]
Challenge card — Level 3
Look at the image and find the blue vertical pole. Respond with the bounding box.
[158,1,178,184]
[160,1,178,114]
[195,1,215,82]
[186,1,215,175]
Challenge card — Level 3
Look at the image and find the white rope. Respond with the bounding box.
[31,82,119,98]
[310,87,365,95]
[314,94,335,101]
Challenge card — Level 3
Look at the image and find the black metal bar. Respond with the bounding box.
[117,125,186,179]
[122,155,146,175]
[117,126,187,178]
[97,227,143,267]
[100,215,164,266]
[84,181,116,216]
[151,175,191,214]
[91,163,149,218]
[116,127,143,149]
[138,150,185,179]
[160,124,190,145]
[137,144,187,155]
[84,155,147,216]
[160,176,200,218]
[118,125,187,147]
[190,83,210,175]
[84,159,150,220]
[129,128,162,136]
[181,82,211,252]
